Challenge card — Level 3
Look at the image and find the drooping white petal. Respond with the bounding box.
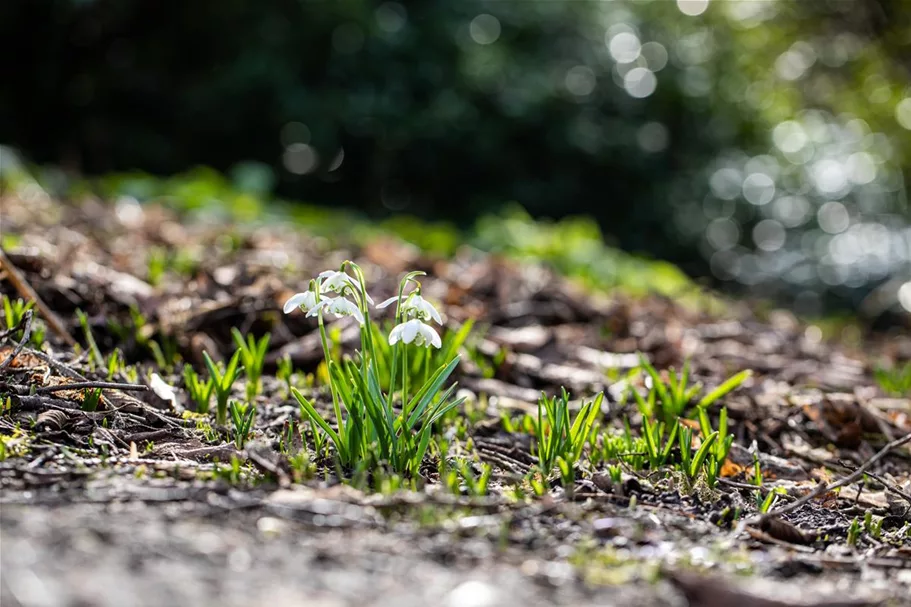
[412,321,442,348]
[318,270,359,294]
[423,324,442,348]
[377,296,399,309]
[402,318,420,344]
[389,319,440,348]
[325,297,365,326]
[305,299,330,318]
[283,291,318,314]
[388,323,405,345]
[411,295,442,325]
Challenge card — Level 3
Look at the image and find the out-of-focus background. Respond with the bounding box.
[1,0,910,323]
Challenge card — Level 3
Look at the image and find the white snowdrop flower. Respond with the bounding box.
[318,270,374,304]
[313,296,365,325]
[388,319,442,348]
[149,373,178,405]
[282,290,319,314]
[377,294,442,324]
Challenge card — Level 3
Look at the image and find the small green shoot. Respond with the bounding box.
[642,417,678,469]
[698,406,734,488]
[1,296,45,347]
[106,349,124,381]
[202,350,244,426]
[146,246,168,286]
[228,400,256,449]
[457,460,492,497]
[82,387,103,412]
[231,327,270,400]
[757,487,785,513]
[638,354,700,424]
[873,362,911,396]
[533,389,602,477]
[847,516,861,546]
[2,295,33,335]
[183,364,215,414]
[863,510,883,539]
[678,425,718,483]
[697,369,753,409]
[632,354,751,424]
[75,309,105,369]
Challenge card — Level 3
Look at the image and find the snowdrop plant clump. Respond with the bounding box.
[284,261,464,476]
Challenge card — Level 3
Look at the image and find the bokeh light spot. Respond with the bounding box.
[469,14,501,45]
[623,67,656,98]
[640,41,668,72]
[609,32,642,64]
[283,143,318,175]
[898,281,911,313]
[677,0,710,17]
[895,98,911,130]
[375,3,407,34]
[565,66,596,97]
[707,217,740,250]
[637,122,669,153]
[742,172,775,205]
[753,219,786,252]
[817,201,849,234]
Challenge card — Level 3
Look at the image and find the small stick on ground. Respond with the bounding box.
[852,469,911,506]
[24,347,88,381]
[0,247,75,346]
[767,431,911,518]
[738,431,911,535]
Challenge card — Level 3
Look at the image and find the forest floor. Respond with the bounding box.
[1,189,910,607]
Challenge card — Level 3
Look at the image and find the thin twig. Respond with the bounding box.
[0,309,33,373]
[35,381,149,394]
[766,431,911,518]
[22,347,88,381]
[0,248,75,346]
[855,469,911,506]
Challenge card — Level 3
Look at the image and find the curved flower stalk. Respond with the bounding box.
[282,263,465,477]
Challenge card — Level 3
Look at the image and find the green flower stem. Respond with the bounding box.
[316,301,343,431]
[422,351,430,389]
[402,342,409,411]
[343,261,379,377]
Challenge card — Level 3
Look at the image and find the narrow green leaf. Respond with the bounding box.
[690,431,718,478]
[697,370,752,409]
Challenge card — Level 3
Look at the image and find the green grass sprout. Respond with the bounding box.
[75,309,105,369]
[533,389,602,478]
[183,364,215,414]
[203,350,244,426]
[229,400,256,449]
[231,327,271,399]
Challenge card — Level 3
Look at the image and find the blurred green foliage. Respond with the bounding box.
[19,166,703,303]
[1,0,909,317]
